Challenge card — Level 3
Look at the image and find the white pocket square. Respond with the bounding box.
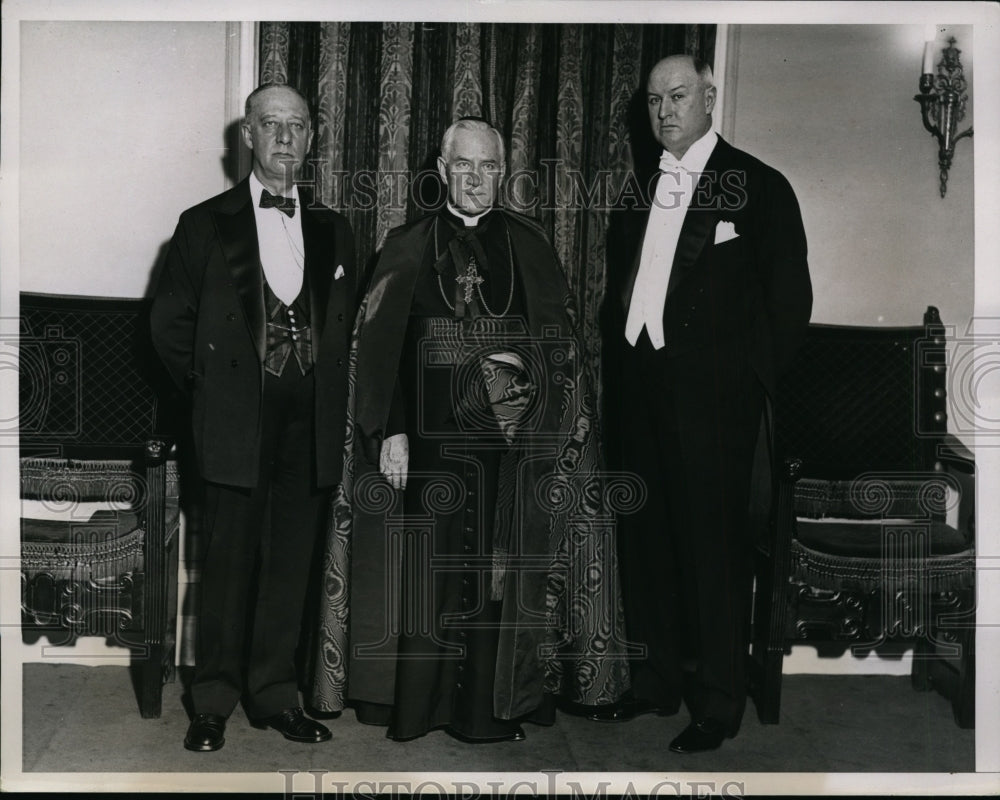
[714,220,739,244]
[334,264,346,280]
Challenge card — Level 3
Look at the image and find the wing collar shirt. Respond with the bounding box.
[249,171,305,306]
[625,129,718,349]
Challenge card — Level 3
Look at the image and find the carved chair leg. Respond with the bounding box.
[954,626,975,729]
[749,576,786,724]
[138,644,165,719]
[911,637,933,691]
[757,647,784,724]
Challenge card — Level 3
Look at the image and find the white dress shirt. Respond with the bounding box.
[624,129,718,349]
[249,171,305,306]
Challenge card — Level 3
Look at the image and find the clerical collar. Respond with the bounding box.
[446,201,493,228]
[660,128,718,174]
[249,171,300,205]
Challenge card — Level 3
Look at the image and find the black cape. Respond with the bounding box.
[309,210,631,718]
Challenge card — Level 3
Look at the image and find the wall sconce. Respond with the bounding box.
[914,35,973,198]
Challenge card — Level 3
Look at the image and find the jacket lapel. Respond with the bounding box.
[621,137,737,310]
[215,180,266,363]
[664,193,717,300]
[664,142,731,300]
[300,197,337,358]
[620,164,720,311]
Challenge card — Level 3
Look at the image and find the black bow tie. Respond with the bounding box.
[260,189,296,217]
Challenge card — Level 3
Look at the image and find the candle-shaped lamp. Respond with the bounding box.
[923,25,937,73]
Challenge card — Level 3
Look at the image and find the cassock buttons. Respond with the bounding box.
[226,312,237,322]
[230,359,239,368]
[337,358,343,367]
[337,313,344,322]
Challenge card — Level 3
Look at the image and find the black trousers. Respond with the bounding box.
[618,332,764,729]
[191,366,327,718]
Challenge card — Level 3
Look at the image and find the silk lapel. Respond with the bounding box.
[300,199,337,357]
[215,182,266,363]
[664,158,723,300]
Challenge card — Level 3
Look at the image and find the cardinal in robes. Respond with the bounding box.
[309,118,630,742]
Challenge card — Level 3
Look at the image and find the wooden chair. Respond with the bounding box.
[19,292,181,718]
[749,306,975,729]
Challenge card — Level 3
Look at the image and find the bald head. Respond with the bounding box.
[244,83,310,123]
[646,55,716,158]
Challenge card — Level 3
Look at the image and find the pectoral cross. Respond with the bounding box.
[455,256,484,304]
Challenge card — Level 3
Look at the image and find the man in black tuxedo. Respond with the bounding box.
[595,55,812,753]
[150,84,356,752]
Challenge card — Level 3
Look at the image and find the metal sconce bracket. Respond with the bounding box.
[914,37,973,198]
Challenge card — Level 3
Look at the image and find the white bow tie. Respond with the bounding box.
[658,151,687,173]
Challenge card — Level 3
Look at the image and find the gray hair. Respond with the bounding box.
[692,56,715,89]
[244,83,311,123]
[649,54,715,91]
[440,118,506,164]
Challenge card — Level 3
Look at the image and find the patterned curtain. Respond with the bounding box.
[259,21,715,374]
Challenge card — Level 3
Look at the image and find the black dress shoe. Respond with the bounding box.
[446,725,526,744]
[668,717,733,754]
[588,696,677,723]
[251,707,332,743]
[184,713,226,752]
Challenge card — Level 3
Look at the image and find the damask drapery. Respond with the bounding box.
[258,21,715,370]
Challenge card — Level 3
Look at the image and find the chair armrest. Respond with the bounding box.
[939,434,974,474]
[775,457,802,533]
[936,435,975,543]
[143,438,177,491]
[140,438,178,646]
[780,457,804,484]
[756,457,803,559]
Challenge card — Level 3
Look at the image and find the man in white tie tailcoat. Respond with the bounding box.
[595,55,812,753]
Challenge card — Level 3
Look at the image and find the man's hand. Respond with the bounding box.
[380,433,409,490]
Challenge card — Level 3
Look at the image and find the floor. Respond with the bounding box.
[12,661,979,794]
